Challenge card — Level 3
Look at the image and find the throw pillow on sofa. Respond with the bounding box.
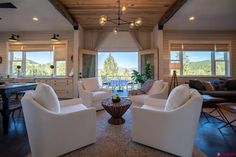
[202,81,215,91]
[165,84,190,111]
[189,80,205,91]
[210,79,227,90]
[147,80,164,95]
[140,79,154,93]
[225,79,236,91]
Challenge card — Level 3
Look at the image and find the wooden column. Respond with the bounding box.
[157,30,163,80]
[73,29,79,98]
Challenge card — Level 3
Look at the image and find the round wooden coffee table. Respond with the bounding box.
[101,98,132,125]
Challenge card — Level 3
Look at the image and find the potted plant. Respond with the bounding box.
[16,65,21,78]
[131,63,153,84]
[50,65,55,77]
[112,94,121,103]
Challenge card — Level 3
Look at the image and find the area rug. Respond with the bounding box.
[60,109,206,157]
[203,108,236,126]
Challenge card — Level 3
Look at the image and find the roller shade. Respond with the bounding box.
[8,44,23,51]
[170,43,228,51]
[22,44,53,51]
[183,44,214,51]
[54,44,67,60]
[216,44,229,51]
[9,44,67,60]
[170,43,182,51]
[9,44,53,51]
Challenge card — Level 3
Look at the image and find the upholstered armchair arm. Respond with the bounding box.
[149,93,168,99]
[144,97,167,106]
[79,90,93,107]
[149,83,169,99]
[102,88,112,94]
[59,98,81,107]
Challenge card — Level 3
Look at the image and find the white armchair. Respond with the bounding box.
[132,86,203,157]
[78,77,112,110]
[130,80,169,106]
[21,84,96,157]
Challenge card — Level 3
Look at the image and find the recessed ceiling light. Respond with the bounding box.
[189,16,195,21]
[32,17,39,21]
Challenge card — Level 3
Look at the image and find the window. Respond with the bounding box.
[183,51,212,75]
[56,60,66,76]
[8,43,67,77]
[170,51,181,75]
[9,51,54,77]
[25,51,53,76]
[9,51,23,76]
[170,42,230,76]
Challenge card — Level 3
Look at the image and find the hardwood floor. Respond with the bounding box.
[0,111,235,157]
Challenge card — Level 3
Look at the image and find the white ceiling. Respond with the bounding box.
[165,0,236,30]
[0,0,73,32]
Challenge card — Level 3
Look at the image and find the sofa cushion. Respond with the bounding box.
[34,83,60,113]
[147,80,164,95]
[141,104,165,111]
[131,94,149,105]
[92,91,110,102]
[202,81,215,91]
[83,77,100,91]
[140,79,154,93]
[189,80,205,91]
[210,79,227,91]
[129,89,145,96]
[60,104,87,114]
[165,85,190,111]
[225,79,236,91]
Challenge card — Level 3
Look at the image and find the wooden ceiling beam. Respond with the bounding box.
[48,0,79,30]
[158,0,187,30]
[66,5,171,10]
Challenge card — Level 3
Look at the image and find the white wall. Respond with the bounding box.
[0,31,74,77]
[98,32,139,52]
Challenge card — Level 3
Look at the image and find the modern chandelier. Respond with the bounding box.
[99,0,142,34]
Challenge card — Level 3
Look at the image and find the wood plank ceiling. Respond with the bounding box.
[59,0,177,31]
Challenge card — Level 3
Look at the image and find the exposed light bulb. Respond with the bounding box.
[135,18,142,26]
[32,17,39,21]
[99,15,107,26]
[121,5,127,13]
[189,16,195,21]
[113,28,118,35]
[129,22,134,28]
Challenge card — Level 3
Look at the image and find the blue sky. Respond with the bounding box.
[185,51,211,62]
[98,52,138,69]
[171,51,222,62]
[26,52,53,64]
[13,51,53,64]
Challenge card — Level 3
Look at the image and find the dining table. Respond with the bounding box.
[0,82,37,135]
